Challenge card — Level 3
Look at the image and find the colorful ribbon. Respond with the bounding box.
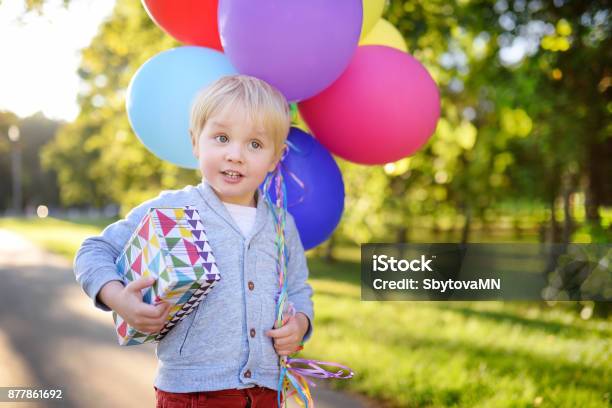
[262,152,354,408]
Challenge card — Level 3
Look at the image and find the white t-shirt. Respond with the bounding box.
[222,201,257,237]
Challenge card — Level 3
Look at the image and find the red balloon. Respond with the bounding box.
[143,0,222,51]
[299,45,440,165]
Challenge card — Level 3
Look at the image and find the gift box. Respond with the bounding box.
[112,205,221,346]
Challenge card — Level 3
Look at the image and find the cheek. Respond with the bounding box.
[253,153,276,172]
[196,148,219,172]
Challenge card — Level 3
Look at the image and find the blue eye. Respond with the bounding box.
[251,140,262,149]
[215,135,228,143]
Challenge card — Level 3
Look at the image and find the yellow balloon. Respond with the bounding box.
[360,18,407,52]
[291,104,311,133]
[360,0,386,40]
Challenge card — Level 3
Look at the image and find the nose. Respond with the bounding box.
[224,143,244,163]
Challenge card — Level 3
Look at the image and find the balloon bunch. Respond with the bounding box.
[127,0,440,249]
[126,3,441,404]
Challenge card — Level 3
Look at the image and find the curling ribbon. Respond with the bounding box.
[262,156,354,408]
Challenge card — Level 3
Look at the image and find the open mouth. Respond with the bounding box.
[221,170,243,180]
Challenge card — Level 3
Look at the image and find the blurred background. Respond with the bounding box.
[0,0,610,407]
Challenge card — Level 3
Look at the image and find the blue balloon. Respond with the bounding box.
[126,46,237,168]
[263,127,345,250]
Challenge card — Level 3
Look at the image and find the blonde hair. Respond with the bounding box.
[190,75,291,158]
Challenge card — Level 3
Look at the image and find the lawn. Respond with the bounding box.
[0,216,115,259]
[1,217,610,407]
[306,257,610,407]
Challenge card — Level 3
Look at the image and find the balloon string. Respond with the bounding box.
[279,139,307,207]
[286,358,354,380]
[262,144,354,408]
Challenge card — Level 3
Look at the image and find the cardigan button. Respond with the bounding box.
[248,281,255,291]
[244,370,252,378]
[250,328,256,338]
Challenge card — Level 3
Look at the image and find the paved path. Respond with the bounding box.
[0,229,376,408]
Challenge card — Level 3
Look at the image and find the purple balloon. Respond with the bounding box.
[261,127,345,250]
[218,0,362,102]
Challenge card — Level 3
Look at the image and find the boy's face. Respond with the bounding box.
[193,105,283,207]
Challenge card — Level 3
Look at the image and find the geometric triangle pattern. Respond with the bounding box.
[112,205,222,346]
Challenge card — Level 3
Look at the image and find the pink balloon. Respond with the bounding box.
[298,45,440,165]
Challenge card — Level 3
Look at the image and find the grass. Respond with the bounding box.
[305,257,611,407]
[1,216,610,407]
[0,216,115,259]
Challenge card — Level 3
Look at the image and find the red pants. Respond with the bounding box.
[154,386,279,408]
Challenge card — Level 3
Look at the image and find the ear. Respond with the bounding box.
[190,130,199,158]
[268,143,287,172]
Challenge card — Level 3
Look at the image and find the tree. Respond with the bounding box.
[0,111,61,212]
[41,1,199,213]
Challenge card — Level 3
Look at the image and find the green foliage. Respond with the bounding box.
[0,111,19,209]
[333,0,612,244]
[41,1,199,212]
[0,112,62,211]
[36,0,611,240]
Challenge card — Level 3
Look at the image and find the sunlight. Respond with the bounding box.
[0,0,115,120]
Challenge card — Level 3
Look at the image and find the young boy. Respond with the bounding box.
[74,75,313,407]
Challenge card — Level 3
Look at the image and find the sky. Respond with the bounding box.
[0,0,115,121]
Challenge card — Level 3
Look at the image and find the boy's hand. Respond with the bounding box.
[265,312,310,356]
[113,277,172,334]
